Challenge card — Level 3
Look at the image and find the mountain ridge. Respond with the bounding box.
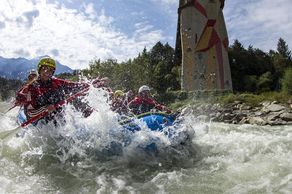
[0,56,73,80]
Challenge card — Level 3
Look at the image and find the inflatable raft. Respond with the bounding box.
[17,110,191,155]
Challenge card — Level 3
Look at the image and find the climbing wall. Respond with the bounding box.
[178,0,232,91]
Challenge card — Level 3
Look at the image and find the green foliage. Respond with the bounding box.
[56,71,79,81]
[281,68,292,94]
[229,40,275,92]
[277,38,291,59]
[270,38,292,88]
[243,75,258,92]
[82,42,180,98]
[257,72,273,92]
[217,92,291,106]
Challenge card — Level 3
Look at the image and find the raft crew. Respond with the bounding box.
[16,57,93,123]
[14,57,172,124]
[111,90,128,114]
[14,69,38,115]
[128,85,171,115]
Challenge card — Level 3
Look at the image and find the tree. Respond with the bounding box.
[257,72,273,92]
[281,68,292,94]
[277,38,291,60]
[271,38,292,89]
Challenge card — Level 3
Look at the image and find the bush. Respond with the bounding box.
[281,68,292,94]
[257,72,273,92]
[243,75,258,92]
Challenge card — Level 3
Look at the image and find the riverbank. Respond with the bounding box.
[170,91,292,126]
[181,100,292,126]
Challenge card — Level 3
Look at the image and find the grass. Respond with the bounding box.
[217,92,292,106]
[167,90,292,110]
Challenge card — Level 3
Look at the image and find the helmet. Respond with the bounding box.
[37,57,56,73]
[114,90,124,98]
[29,69,38,75]
[138,85,150,93]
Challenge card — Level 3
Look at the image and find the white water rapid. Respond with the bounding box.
[0,88,291,194]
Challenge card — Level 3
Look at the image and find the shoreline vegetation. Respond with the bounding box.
[169,91,292,126]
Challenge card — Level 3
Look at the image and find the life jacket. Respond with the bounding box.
[25,77,88,119]
[111,97,129,114]
[128,95,168,115]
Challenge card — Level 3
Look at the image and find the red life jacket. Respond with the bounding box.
[25,77,88,118]
[128,95,170,115]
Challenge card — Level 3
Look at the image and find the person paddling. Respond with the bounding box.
[128,85,171,115]
[17,57,92,124]
[14,69,38,115]
[111,90,129,114]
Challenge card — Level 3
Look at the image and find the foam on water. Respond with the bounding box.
[0,89,291,193]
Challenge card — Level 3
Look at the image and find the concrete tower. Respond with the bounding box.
[177,0,232,91]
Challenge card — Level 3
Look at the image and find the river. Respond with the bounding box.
[0,94,291,194]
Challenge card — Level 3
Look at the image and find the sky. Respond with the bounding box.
[0,0,291,69]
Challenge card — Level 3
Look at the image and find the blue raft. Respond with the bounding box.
[17,109,177,132]
[17,110,190,155]
[120,112,176,132]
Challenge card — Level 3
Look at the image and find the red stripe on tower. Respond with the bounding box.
[193,1,207,18]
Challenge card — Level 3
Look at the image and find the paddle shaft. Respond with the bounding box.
[0,86,89,139]
[21,86,89,127]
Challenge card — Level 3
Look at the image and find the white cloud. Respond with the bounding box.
[2,0,290,71]
[224,0,292,51]
[154,0,177,7]
[151,0,178,14]
[0,0,164,69]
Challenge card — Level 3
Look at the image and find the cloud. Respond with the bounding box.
[153,0,177,7]
[224,0,292,51]
[0,0,165,69]
[15,10,39,28]
[50,49,60,57]
[14,49,31,57]
[0,21,5,29]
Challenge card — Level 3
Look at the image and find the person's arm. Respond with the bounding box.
[150,99,172,113]
[15,85,29,106]
[128,97,143,114]
[53,77,89,96]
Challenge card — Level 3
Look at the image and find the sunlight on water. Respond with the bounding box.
[0,88,292,193]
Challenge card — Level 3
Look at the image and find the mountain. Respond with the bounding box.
[0,56,73,80]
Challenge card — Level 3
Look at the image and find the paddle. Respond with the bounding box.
[0,86,90,140]
[2,78,38,115]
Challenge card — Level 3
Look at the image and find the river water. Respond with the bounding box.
[0,91,291,194]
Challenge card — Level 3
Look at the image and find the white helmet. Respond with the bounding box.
[138,85,150,93]
[29,69,38,75]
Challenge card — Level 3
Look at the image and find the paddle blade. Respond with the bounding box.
[0,126,22,140]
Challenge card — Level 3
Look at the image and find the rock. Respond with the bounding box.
[266,113,280,122]
[254,111,264,116]
[260,101,271,107]
[262,104,286,113]
[196,115,209,122]
[222,108,233,114]
[234,100,242,104]
[239,117,249,124]
[220,113,235,121]
[239,104,252,110]
[249,116,267,125]
[280,113,292,121]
